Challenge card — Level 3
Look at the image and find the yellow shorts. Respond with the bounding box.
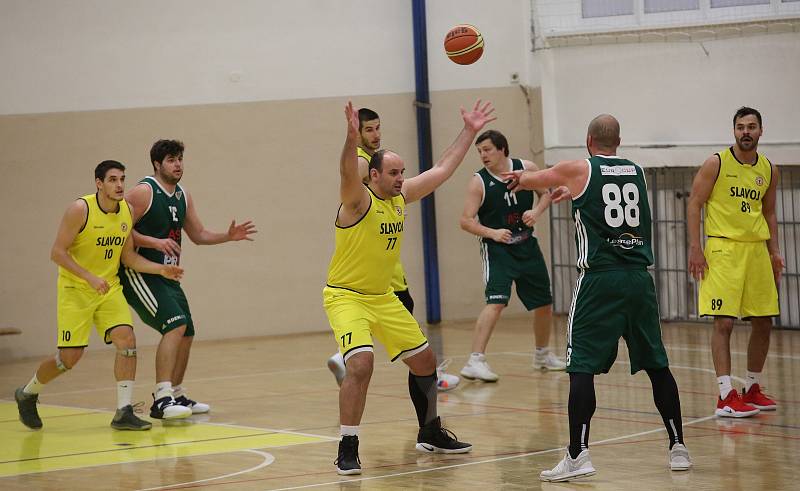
[323,286,428,362]
[57,280,133,348]
[699,238,779,319]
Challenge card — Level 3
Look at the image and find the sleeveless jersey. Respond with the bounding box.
[357,146,372,163]
[571,155,653,270]
[704,147,771,242]
[358,146,409,292]
[327,186,405,295]
[59,193,132,287]
[477,158,535,246]
[133,176,186,266]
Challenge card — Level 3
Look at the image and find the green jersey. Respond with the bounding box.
[133,176,187,266]
[476,158,535,246]
[571,155,653,270]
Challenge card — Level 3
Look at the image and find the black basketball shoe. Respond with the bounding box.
[15,387,42,430]
[335,435,362,475]
[416,416,472,453]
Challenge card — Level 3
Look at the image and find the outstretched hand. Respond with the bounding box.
[228,220,257,241]
[344,101,359,140]
[550,185,572,204]
[461,99,497,133]
[500,170,525,192]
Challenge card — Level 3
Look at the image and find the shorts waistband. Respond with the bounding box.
[325,284,391,296]
[579,265,648,274]
[706,236,766,243]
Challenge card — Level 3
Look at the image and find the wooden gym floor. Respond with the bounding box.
[1,314,798,490]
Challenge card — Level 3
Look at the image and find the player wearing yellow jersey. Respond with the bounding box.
[326,107,460,392]
[328,101,495,475]
[688,107,784,418]
[14,161,183,431]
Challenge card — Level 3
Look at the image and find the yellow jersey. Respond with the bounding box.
[357,146,409,292]
[59,194,132,288]
[327,186,405,295]
[704,147,771,242]
[357,146,372,163]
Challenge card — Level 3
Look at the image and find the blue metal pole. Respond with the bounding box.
[411,0,441,324]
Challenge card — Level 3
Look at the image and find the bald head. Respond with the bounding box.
[587,114,620,150]
[369,149,401,173]
[369,149,405,198]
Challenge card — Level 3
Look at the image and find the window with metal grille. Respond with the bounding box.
[550,165,800,329]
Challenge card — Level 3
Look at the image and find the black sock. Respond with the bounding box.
[646,367,684,449]
[568,372,595,459]
[408,371,437,427]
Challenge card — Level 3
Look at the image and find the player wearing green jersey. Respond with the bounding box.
[503,115,690,481]
[121,140,257,420]
[459,130,565,382]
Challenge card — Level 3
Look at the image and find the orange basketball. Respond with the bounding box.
[444,24,484,65]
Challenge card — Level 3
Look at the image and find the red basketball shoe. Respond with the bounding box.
[716,389,760,418]
[742,384,777,411]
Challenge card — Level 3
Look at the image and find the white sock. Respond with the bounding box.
[535,347,548,356]
[117,380,134,409]
[745,371,760,392]
[470,352,484,361]
[23,374,45,395]
[718,375,733,399]
[341,425,359,437]
[173,385,186,398]
[155,381,173,400]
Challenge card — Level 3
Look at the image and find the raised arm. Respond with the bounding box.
[336,102,371,227]
[358,155,370,183]
[50,200,110,294]
[184,191,257,245]
[460,175,512,244]
[686,155,719,281]
[762,163,784,284]
[402,100,496,204]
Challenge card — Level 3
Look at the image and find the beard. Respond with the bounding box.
[157,169,181,185]
[737,137,757,151]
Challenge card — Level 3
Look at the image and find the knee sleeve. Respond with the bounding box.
[55,351,71,372]
[117,347,137,357]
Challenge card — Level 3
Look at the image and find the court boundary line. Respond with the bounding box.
[142,361,723,490]
[266,414,716,491]
[0,402,333,477]
[135,449,274,491]
[0,401,337,442]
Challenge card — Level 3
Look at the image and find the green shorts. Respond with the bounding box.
[481,237,553,310]
[566,268,668,375]
[120,267,194,336]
